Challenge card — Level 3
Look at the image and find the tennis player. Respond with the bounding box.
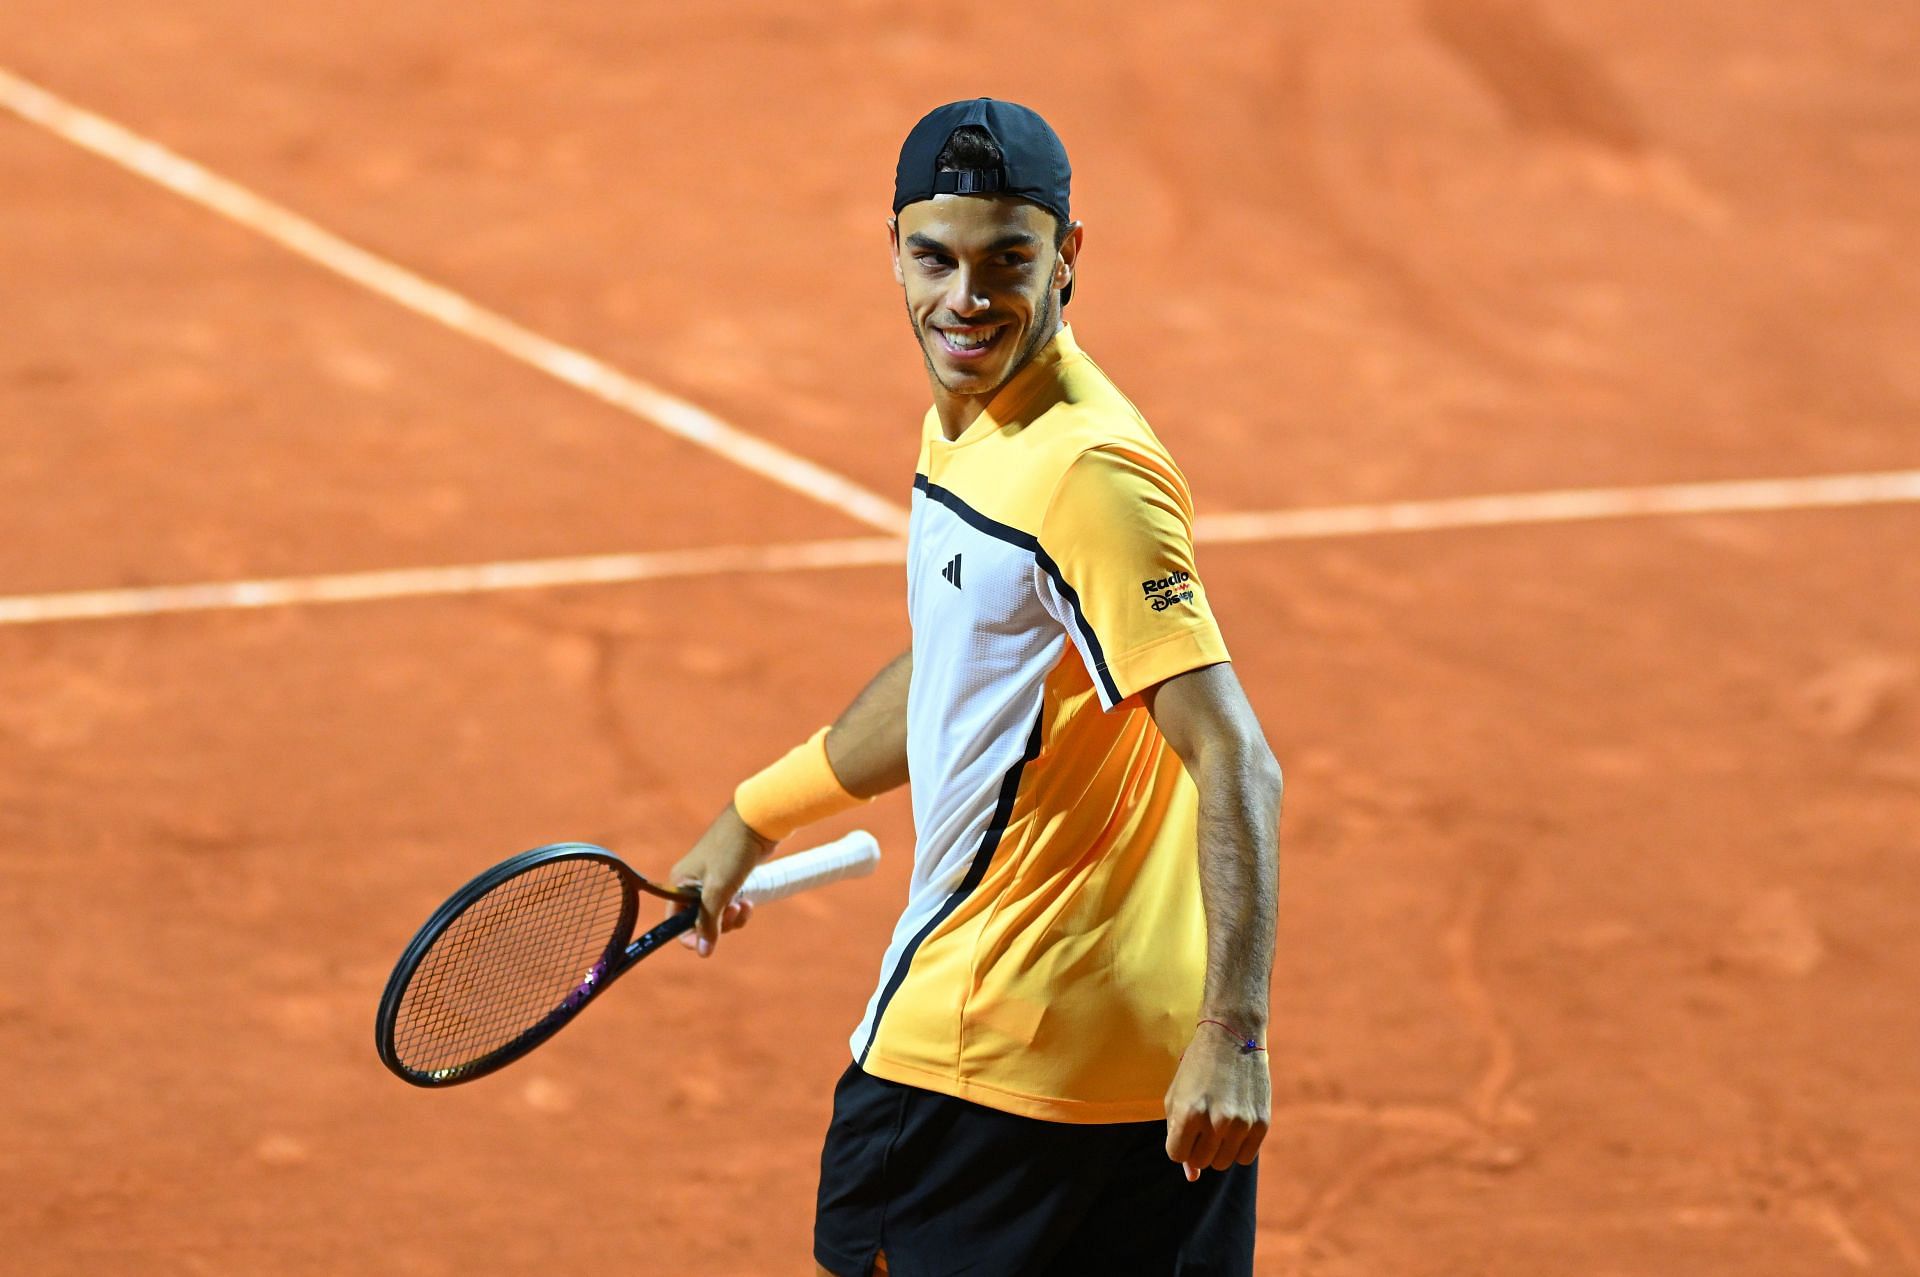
[671,98,1283,1276]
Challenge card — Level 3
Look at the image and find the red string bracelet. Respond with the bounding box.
[1198,1018,1266,1055]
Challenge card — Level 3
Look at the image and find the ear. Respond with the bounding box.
[887,217,903,286]
[1054,220,1084,296]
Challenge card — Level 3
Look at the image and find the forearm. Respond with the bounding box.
[823,648,912,799]
[684,649,910,952]
[1190,740,1282,1033]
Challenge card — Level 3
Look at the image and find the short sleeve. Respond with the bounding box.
[1035,444,1230,711]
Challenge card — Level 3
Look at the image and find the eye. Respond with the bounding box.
[997,252,1031,268]
[916,253,953,273]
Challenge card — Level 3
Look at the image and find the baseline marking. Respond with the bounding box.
[0,66,908,536]
[0,539,908,628]
[1192,468,1920,543]
[0,468,1913,628]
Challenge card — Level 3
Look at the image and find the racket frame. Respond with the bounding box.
[375,842,697,1088]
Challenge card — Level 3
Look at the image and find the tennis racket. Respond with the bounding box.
[375,830,880,1087]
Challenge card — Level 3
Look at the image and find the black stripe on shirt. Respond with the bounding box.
[910,474,1124,706]
[857,701,1047,1067]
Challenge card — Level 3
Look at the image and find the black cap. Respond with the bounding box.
[894,98,1075,305]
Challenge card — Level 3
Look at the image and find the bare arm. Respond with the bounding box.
[824,648,912,798]
[669,647,911,953]
[1144,661,1283,1178]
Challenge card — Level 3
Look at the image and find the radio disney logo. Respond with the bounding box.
[1140,571,1195,612]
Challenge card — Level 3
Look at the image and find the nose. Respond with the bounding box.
[943,265,990,319]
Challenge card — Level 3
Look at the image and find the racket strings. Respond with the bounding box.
[390,858,628,1079]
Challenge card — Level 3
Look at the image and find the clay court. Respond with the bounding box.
[3,2,1917,1273]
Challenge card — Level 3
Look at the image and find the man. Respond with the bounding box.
[669,98,1282,1276]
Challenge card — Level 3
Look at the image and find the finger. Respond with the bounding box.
[721,897,755,933]
[696,883,734,955]
[1164,1111,1202,1165]
[662,878,697,948]
[666,886,698,948]
[1236,1121,1268,1166]
[1210,1123,1248,1172]
[1184,1125,1223,1181]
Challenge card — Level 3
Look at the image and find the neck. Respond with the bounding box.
[930,304,1063,442]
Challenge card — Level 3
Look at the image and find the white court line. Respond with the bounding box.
[0,468,1914,628]
[1192,467,1920,542]
[0,66,909,536]
[0,538,909,627]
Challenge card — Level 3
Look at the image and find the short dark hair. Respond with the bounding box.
[934,125,1004,173]
[936,126,1069,247]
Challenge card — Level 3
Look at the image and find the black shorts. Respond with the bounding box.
[814,1062,1257,1277]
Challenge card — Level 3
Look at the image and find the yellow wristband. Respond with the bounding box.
[733,727,869,842]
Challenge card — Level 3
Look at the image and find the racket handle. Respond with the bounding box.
[740,831,881,905]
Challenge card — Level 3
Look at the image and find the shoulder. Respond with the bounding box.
[1037,405,1193,521]
[1040,443,1196,547]
[1041,349,1183,476]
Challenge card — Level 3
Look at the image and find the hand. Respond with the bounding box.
[1163,1021,1271,1181]
[665,802,777,957]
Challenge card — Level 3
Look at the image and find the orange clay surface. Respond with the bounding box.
[3,3,1918,1274]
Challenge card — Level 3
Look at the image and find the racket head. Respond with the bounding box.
[375,843,689,1088]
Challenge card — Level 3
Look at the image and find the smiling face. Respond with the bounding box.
[891,194,1081,410]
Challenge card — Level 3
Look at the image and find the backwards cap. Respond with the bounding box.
[893,98,1075,305]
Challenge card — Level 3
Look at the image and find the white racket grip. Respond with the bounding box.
[739,830,881,905]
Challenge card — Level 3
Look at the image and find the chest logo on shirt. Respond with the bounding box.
[1141,570,1194,611]
[941,553,963,589]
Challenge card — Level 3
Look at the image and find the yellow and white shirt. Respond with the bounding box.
[852,326,1232,1123]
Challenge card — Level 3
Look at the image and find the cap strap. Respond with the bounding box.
[932,168,1005,195]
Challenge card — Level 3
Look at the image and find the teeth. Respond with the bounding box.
[942,327,997,350]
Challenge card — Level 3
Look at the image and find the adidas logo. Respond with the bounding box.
[940,553,963,589]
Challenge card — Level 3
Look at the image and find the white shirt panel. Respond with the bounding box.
[848,482,1068,1060]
